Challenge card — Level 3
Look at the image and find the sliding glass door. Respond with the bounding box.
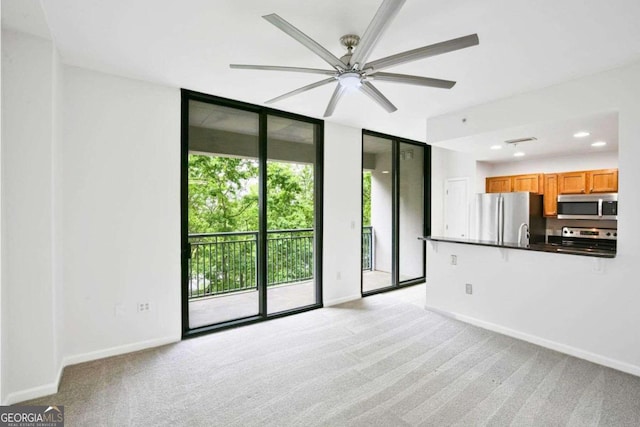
[181,91,322,336]
[361,130,428,295]
[362,135,394,292]
[266,115,320,314]
[185,101,260,328]
[399,142,426,283]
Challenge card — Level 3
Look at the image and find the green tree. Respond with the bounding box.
[188,155,259,233]
[188,155,316,233]
[362,171,372,226]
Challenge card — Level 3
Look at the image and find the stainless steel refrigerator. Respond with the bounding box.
[472,192,544,245]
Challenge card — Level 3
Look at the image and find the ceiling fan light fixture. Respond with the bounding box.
[338,72,362,90]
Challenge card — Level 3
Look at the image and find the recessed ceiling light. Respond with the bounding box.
[591,141,607,147]
[513,152,525,157]
[381,170,390,174]
[490,145,502,150]
[573,131,591,138]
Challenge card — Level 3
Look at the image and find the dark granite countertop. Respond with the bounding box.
[420,236,616,258]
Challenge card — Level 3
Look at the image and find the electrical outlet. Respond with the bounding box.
[138,302,151,313]
[465,283,473,295]
[450,255,457,265]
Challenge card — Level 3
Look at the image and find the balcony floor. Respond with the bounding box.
[189,271,396,329]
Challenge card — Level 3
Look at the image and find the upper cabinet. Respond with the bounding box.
[589,169,618,193]
[486,168,618,217]
[557,169,618,194]
[558,171,588,194]
[486,176,512,193]
[543,174,559,217]
[486,174,542,194]
[512,174,543,194]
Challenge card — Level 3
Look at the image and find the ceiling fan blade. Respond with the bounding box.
[323,84,347,117]
[263,14,348,71]
[359,81,397,113]
[230,64,336,76]
[364,34,479,72]
[371,72,456,89]
[265,77,336,104]
[349,0,405,69]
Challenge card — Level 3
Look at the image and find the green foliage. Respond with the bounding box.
[267,162,314,230]
[188,155,315,234]
[362,171,372,226]
[188,155,259,233]
[188,154,317,297]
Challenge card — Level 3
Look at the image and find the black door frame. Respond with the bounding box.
[360,129,431,296]
[181,89,323,338]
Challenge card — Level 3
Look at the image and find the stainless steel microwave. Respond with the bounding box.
[557,193,618,220]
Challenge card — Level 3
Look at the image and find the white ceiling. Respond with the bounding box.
[4,0,640,142]
[436,111,619,163]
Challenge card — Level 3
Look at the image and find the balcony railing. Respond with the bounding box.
[362,226,373,271]
[188,227,374,299]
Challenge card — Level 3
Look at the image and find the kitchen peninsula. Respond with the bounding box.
[421,234,616,258]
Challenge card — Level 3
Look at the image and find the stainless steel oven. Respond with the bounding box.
[557,193,618,220]
[546,226,617,256]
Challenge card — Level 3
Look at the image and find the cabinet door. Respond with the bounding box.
[512,174,543,194]
[543,174,558,216]
[558,171,587,194]
[588,169,618,193]
[486,176,512,193]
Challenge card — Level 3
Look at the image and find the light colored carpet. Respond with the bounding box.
[24,284,640,426]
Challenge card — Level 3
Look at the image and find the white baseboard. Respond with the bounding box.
[4,380,60,406]
[425,304,640,378]
[62,335,179,366]
[3,335,179,405]
[324,293,361,307]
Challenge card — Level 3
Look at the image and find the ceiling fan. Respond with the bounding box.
[230,0,479,117]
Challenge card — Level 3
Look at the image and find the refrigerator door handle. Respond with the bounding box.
[497,195,504,244]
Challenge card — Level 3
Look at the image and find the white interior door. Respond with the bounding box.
[444,178,469,238]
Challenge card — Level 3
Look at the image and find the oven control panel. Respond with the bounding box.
[562,227,617,240]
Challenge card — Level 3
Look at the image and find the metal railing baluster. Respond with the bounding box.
[187,227,373,299]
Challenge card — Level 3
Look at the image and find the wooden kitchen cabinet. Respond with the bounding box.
[486,176,512,193]
[543,174,558,216]
[588,169,618,193]
[558,171,588,194]
[512,173,543,194]
[486,168,617,199]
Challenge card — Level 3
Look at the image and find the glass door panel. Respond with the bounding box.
[398,142,425,283]
[362,134,394,293]
[266,115,318,314]
[187,101,260,328]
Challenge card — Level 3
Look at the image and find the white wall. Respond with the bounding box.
[61,66,181,362]
[371,150,392,273]
[0,9,3,402]
[426,60,640,375]
[399,145,425,279]
[52,26,64,386]
[1,30,58,403]
[322,122,362,306]
[430,147,481,237]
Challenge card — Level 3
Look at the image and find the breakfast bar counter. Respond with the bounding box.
[420,236,616,258]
